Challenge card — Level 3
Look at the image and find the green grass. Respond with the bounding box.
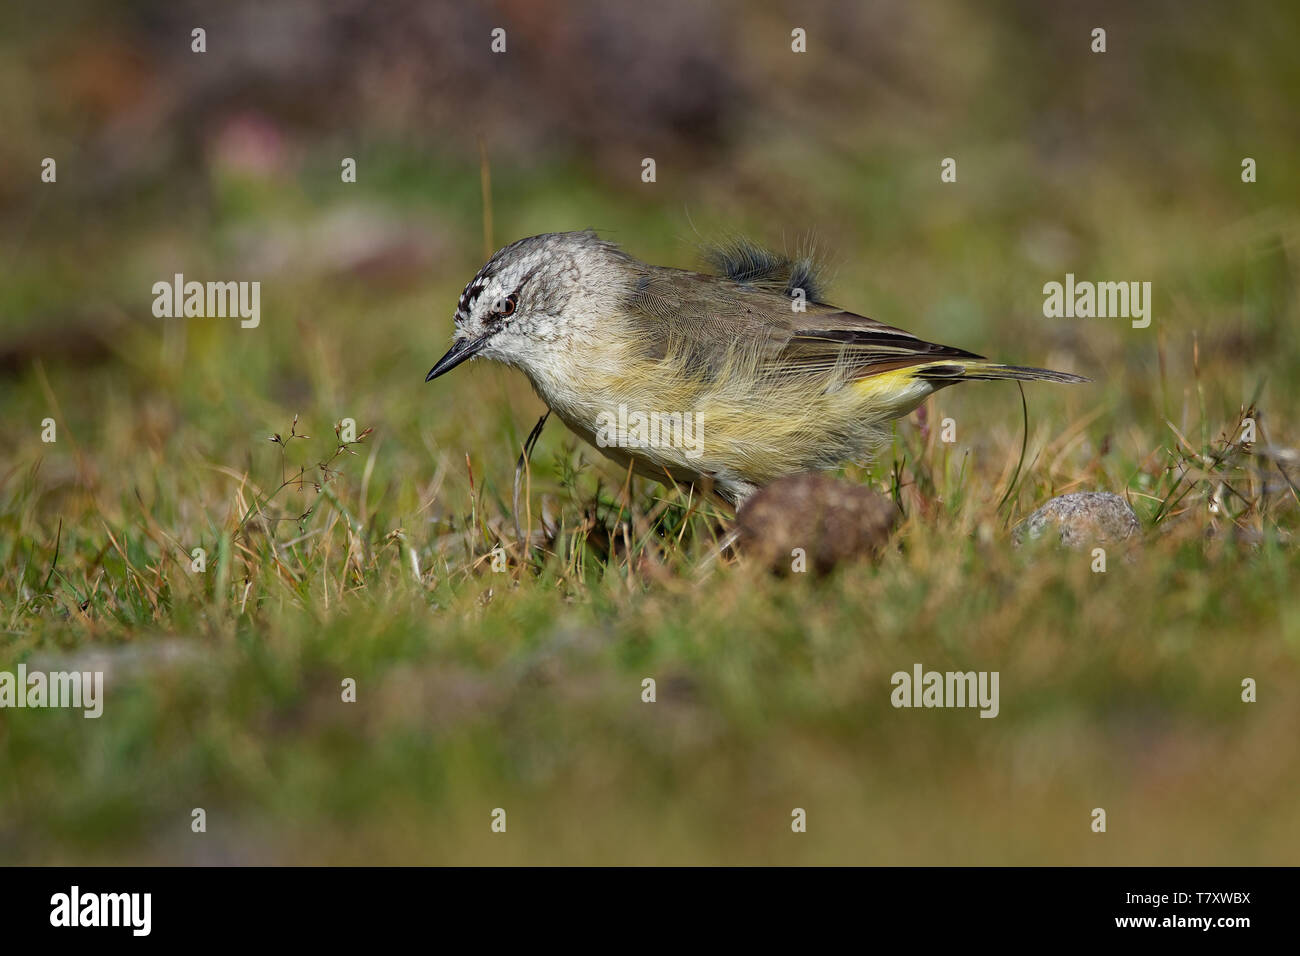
[3,2,1300,863]
[3,290,1297,863]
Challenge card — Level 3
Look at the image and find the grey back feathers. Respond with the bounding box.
[456,230,1084,389]
[621,236,986,387]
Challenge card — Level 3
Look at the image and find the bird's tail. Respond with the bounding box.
[912,361,1090,385]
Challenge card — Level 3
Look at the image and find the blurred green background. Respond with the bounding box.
[1,0,1298,864]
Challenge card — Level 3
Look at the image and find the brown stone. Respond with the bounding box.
[736,473,900,575]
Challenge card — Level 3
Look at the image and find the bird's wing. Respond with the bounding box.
[625,267,981,382]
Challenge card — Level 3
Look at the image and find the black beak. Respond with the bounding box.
[425,335,488,382]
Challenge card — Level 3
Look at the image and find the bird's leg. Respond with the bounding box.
[513,410,551,552]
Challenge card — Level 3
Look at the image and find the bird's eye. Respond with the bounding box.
[484,291,518,325]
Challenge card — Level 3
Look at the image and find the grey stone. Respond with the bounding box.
[1013,492,1140,549]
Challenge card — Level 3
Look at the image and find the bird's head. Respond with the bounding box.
[426,230,626,381]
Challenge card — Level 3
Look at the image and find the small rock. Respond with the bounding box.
[1013,492,1140,549]
[736,473,899,575]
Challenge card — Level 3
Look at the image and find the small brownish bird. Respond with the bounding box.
[428,231,1087,503]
